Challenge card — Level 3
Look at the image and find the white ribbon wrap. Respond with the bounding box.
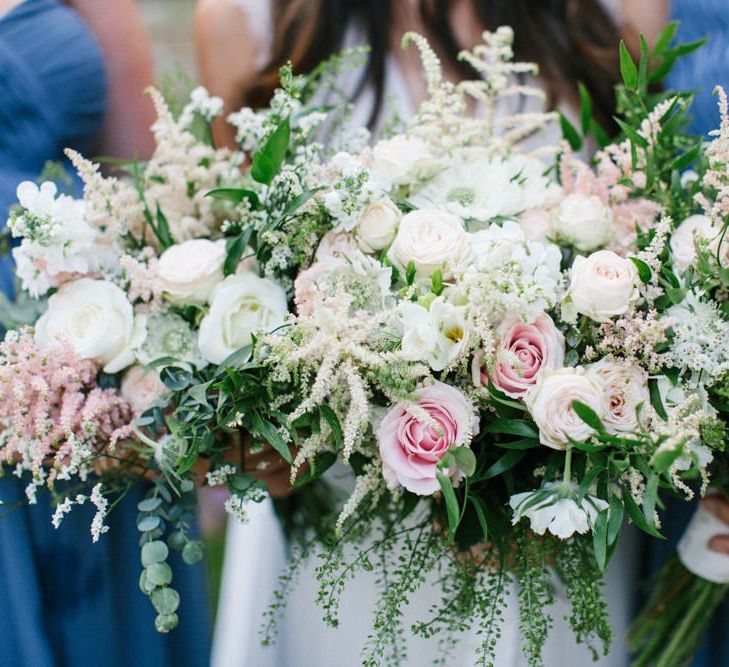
[678,504,729,584]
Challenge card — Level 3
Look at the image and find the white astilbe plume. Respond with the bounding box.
[335,461,386,534]
[696,86,729,227]
[403,27,557,154]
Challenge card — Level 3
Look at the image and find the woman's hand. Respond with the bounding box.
[702,494,729,555]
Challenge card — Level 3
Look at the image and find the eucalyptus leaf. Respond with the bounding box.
[151,587,181,615]
[141,540,170,567]
[145,562,173,587]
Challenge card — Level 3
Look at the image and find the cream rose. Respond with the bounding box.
[369,135,436,188]
[554,193,613,251]
[566,250,639,323]
[198,273,288,364]
[387,209,470,279]
[356,199,401,253]
[158,239,226,306]
[525,367,607,449]
[120,365,169,416]
[587,358,649,434]
[670,214,726,272]
[35,278,144,373]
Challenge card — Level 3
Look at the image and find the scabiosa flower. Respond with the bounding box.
[510,481,608,539]
[135,312,207,369]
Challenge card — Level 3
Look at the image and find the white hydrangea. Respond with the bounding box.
[460,220,563,322]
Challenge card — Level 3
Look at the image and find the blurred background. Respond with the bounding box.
[141,0,196,75]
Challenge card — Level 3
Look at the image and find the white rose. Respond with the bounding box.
[566,250,639,323]
[35,278,145,373]
[356,199,401,253]
[518,208,552,242]
[120,365,169,415]
[198,273,288,364]
[525,367,607,449]
[158,239,226,306]
[670,215,726,272]
[587,358,649,434]
[370,135,436,188]
[388,209,470,279]
[554,193,613,251]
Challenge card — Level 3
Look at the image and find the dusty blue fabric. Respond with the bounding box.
[0,2,211,665]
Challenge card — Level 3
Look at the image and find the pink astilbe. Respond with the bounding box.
[560,145,662,252]
[119,249,163,308]
[0,329,133,477]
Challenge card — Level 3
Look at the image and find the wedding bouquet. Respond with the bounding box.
[0,58,360,631]
[155,25,728,665]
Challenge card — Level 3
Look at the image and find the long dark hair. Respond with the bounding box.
[247,0,623,131]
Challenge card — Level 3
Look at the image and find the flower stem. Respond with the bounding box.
[563,446,573,484]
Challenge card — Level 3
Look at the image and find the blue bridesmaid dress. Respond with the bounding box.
[637,4,729,666]
[0,2,211,665]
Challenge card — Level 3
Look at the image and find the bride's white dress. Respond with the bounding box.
[211,2,635,666]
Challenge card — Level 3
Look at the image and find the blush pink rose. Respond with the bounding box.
[490,314,565,399]
[377,381,476,495]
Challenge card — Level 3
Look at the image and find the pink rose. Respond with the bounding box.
[120,365,169,416]
[489,315,565,399]
[377,382,476,495]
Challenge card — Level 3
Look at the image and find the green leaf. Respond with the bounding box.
[630,257,652,283]
[451,447,477,477]
[559,112,582,151]
[181,540,205,565]
[293,451,338,489]
[642,471,660,524]
[649,378,668,421]
[151,587,180,615]
[436,470,461,541]
[619,40,638,90]
[319,405,343,449]
[141,540,169,567]
[137,515,162,532]
[469,496,489,543]
[138,497,163,513]
[572,400,605,433]
[493,438,540,450]
[487,384,526,412]
[406,261,416,286]
[624,491,663,538]
[251,117,291,185]
[614,117,649,148]
[668,144,701,173]
[251,411,293,464]
[577,82,593,136]
[145,562,173,587]
[653,21,678,57]
[224,226,253,276]
[159,366,193,391]
[483,419,539,439]
[592,507,609,571]
[431,268,444,296]
[205,187,261,208]
[638,35,649,91]
[479,450,527,481]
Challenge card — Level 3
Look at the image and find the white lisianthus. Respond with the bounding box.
[411,152,551,223]
[564,250,639,323]
[158,239,226,306]
[198,273,288,364]
[388,209,470,279]
[553,193,613,251]
[510,482,609,539]
[35,278,145,373]
[369,135,437,189]
[525,367,606,449]
[120,365,169,416]
[670,214,727,272]
[399,298,469,372]
[587,358,649,434]
[356,199,401,253]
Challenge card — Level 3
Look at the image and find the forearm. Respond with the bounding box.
[71,0,156,160]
